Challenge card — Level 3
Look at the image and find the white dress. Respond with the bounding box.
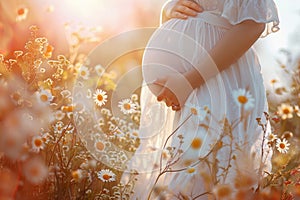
[122,0,279,199]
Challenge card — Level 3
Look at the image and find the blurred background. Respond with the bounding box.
[0,0,299,86]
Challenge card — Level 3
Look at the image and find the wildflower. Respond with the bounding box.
[95,64,105,76]
[93,89,107,107]
[186,167,196,175]
[270,79,278,85]
[118,99,136,114]
[212,184,232,199]
[43,44,54,59]
[95,140,105,152]
[53,121,65,134]
[97,169,116,182]
[277,103,293,120]
[131,94,139,101]
[23,158,48,184]
[129,129,139,139]
[16,7,29,22]
[186,104,208,121]
[78,65,90,80]
[36,89,54,104]
[61,105,75,113]
[190,137,202,150]
[87,89,92,98]
[31,136,44,152]
[294,105,300,117]
[65,124,75,134]
[53,110,65,121]
[282,131,293,140]
[60,90,71,98]
[72,169,83,182]
[267,133,278,142]
[276,138,290,154]
[232,89,255,110]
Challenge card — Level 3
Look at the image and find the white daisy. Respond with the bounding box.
[186,167,197,175]
[277,103,293,120]
[16,7,29,22]
[53,121,65,134]
[232,88,255,110]
[93,89,107,107]
[31,136,44,152]
[53,110,65,121]
[267,133,278,142]
[118,99,137,114]
[97,169,116,182]
[94,140,105,152]
[72,169,83,182]
[95,64,105,76]
[185,103,207,121]
[78,65,90,80]
[276,138,290,154]
[36,89,54,104]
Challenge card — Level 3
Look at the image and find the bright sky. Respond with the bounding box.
[258,0,300,84]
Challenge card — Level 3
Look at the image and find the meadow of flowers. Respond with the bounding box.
[0,2,300,200]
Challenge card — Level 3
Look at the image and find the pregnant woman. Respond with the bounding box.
[122,0,279,199]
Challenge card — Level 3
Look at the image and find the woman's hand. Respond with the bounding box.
[165,0,203,21]
[153,73,194,111]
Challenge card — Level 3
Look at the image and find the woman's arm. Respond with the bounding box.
[160,0,203,24]
[184,20,266,89]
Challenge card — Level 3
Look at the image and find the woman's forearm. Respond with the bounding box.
[185,20,266,89]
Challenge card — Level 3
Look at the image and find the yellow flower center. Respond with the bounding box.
[40,94,48,102]
[191,138,202,149]
[97,95,103,101]
[96,141,105,151]
[190,108,198,115]
[103,174,111,180]
[34,139,43,147]
[123,103,131,110]
[187,168,195,174]
[72,171,80,180]
[81,70,86,76]
[237,96,248,104]
[17,8,25,15]
[279,143,286,149]
[283,108,290,115]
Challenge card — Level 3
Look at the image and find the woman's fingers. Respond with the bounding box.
[157,87,181,110]
[170,0,203,19]
[180,0,203,12]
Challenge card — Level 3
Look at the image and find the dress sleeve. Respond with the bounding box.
[221,0,280,37]
[159,0,177,25]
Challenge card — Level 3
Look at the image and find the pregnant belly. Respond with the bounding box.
[142,19,209,96]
